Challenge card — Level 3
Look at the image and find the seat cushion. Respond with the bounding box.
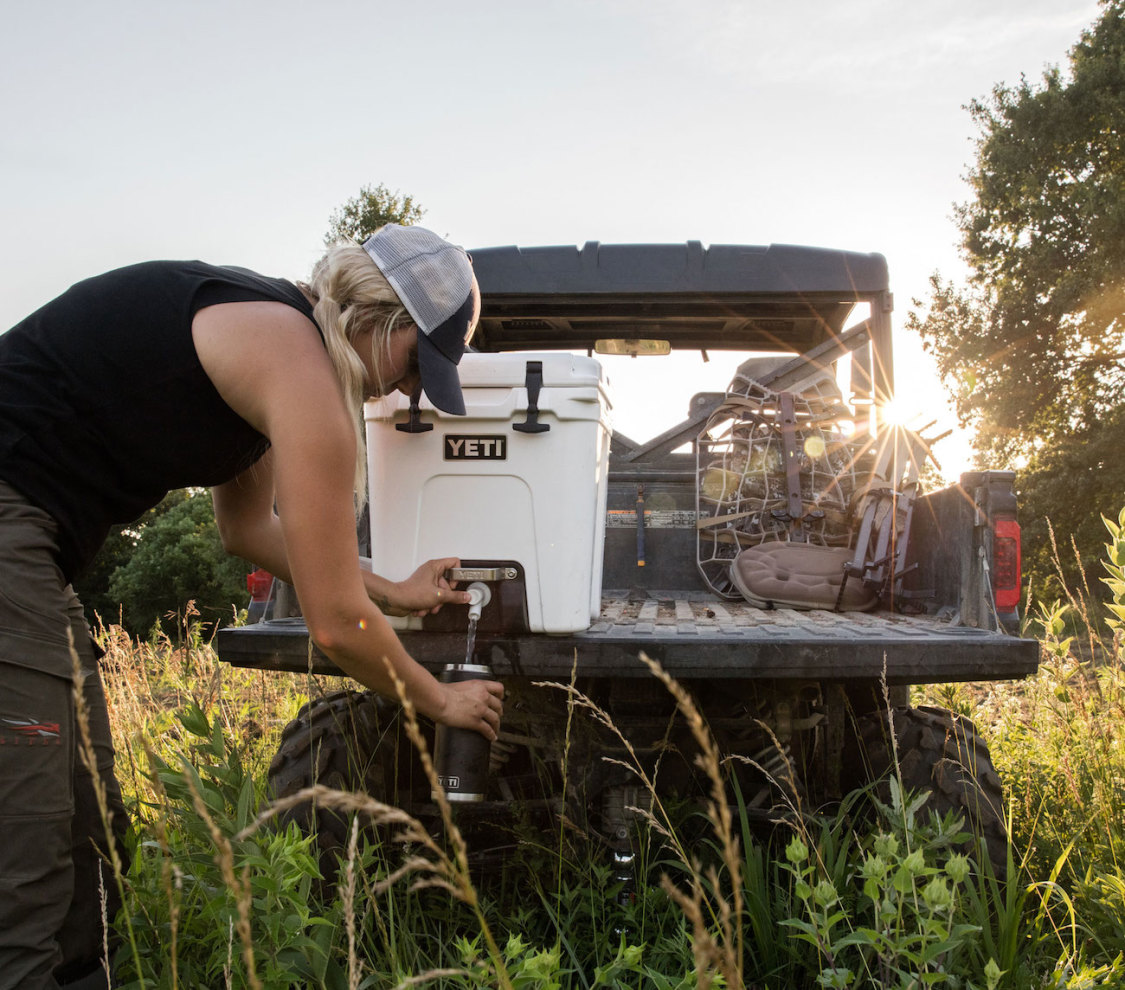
[729,543,878,611]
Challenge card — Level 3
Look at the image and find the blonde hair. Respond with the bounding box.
[300,239,413,505]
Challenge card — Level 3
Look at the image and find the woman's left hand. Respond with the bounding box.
[392,557,472,616]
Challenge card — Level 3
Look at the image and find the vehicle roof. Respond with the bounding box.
[467,240,889,353]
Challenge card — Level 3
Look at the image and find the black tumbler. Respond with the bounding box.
[433,663,493,802]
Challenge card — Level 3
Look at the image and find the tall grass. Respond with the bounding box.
[76,513,1125,988]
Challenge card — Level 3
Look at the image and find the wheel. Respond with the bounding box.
[267,690,431,871]
[852,705,1009,877]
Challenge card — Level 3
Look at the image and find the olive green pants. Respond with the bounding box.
[0,481,129,989]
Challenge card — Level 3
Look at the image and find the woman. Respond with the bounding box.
[0,224,504,990]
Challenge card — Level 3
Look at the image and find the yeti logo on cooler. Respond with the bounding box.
[444,435,507,460]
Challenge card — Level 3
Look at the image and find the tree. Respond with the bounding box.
[75,490,193,629]
[105,489,250,636]
[908,0,1125,465]
[1015,406,1125,600]
[907,1,1125,599]
[323,182,425,245]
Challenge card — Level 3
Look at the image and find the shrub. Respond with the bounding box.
[82,489,250,636]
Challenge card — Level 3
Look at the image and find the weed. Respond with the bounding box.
[82,512,1125,987]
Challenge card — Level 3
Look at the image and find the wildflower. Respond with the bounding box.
[813,879,839,908]
[984,959,1004,990]
[873,833,899,858]
[945,853,970,884]
[922,877,952,910]
[861,854,889,881]
[903,848,926,875]
[622,944,643,968]
[786,836,810,865]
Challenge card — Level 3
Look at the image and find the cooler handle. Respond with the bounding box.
[396,386,434,434]
[513,361,551,434]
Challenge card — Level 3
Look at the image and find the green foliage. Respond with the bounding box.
[100,536,1125,988]
[75,490,187,628]
[449,932,657,989]
[1099,507,1125,635]
[99,489,250,636]
[908,1,1125,464]
[1016,407,1125,602]
[1027,598,1078,661]
[936,521,1125,984]
[777,780,1018,990]
[510,849,698,983]
[324,182,425,245]
[116,704,346,989]
[1013,618,1125,884]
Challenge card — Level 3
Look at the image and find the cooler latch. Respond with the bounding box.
[396,386,434,434]
[513,361,551,434]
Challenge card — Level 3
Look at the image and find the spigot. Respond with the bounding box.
[466,582,492,621]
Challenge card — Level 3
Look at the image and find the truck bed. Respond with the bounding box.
[218,591,1039,686]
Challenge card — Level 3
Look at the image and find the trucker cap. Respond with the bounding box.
[362,224,477,415]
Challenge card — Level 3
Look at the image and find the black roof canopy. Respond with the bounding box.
[467,240,889,354]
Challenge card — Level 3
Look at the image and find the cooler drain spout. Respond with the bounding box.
[466,582,492,621]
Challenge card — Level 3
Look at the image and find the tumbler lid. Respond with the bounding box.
[442,663,493,675]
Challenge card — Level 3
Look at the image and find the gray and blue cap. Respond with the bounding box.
[362,224,478,415]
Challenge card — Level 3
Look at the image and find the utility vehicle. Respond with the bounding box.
[218,240,1037,874]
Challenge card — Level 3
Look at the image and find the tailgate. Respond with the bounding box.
[217,593,1040,686]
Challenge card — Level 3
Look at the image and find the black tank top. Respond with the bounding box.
[0,260,320,581]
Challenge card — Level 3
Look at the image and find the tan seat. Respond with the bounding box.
[729,542,879,611]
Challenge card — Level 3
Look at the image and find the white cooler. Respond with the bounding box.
[365,352,613,633]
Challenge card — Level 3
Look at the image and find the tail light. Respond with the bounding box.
[246,567,273,603]
[992,519,1021,611]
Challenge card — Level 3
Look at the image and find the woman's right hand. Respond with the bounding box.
[393,557,471,616]
[437,677,505,741]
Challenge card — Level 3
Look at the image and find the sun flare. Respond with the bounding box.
[880,397,912,427]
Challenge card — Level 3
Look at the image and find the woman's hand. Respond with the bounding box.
[437,677,505,740]
[392,557,471,616]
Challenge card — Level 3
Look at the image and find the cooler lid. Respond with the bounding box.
[456,351,606,390]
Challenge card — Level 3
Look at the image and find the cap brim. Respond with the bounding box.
[416,292,476,415]
[417,331,465,415]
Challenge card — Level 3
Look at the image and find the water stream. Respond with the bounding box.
[465,615,478,664]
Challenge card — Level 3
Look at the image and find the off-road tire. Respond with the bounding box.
[267,690,430,871]
[853,705,1009,877]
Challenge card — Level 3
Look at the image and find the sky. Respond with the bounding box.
[0,0,1104,478]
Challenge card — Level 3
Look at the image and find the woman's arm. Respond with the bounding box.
[213,457,464,616]
[195,301,502,736]
[211,452,291,583]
